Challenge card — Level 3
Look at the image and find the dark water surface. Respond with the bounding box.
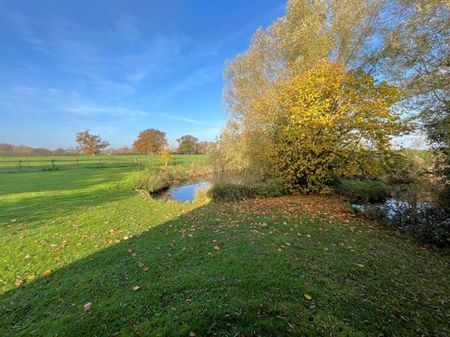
[351,198,431,218]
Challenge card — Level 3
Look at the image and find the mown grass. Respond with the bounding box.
[0,168,449,336]
[0,154,207,171]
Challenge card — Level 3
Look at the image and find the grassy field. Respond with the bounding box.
[0,167,449,336]
[0,154,207,171]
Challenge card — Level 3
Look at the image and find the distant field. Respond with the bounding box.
[0,154,207,171]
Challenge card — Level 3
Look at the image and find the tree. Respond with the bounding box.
[197,141,212,154]
[0,144,14,155]
[159,147,171,167]
[257,60,403,192]
[176,135,199,154]
[379,0,450,204]
[224,0,386,125]
[75,130,109,155]
[133,129,168,154]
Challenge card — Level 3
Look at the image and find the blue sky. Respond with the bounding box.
[0,0,285,149]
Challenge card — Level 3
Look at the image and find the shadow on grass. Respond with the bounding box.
[1,201,449,337]
[0,167,136,196]
[0,188,133,230]
[0,168,138,229]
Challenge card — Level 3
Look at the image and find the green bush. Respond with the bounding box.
[209,183,257,202]
[333,178,390,203]
[209,179,288,202]
[253,179,289,197]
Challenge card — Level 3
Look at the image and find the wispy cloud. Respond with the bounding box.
[112,13,140,42]
[157,113,211,126]
[66,105,149,117]
[120,35,185,84]
[0,8,46,51]
[155,64,222,102]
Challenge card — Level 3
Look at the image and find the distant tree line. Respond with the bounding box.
[0,143,79,157]
[131,129,212,155]
[1,129,214,157]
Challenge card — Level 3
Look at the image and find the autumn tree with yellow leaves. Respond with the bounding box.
[219,0,423,192]
[254,61,405,192]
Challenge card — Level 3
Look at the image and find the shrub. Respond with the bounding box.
[209,179,288,202]
[253,179,289,197]
[209,183,257,202]
[390,205,450,247]
[135,164,210,194]
[194,187,211,202]
[334,178,390,203]
[135,168,171,193]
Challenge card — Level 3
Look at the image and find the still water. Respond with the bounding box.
[153,181,211,202]
[352,198,429,218]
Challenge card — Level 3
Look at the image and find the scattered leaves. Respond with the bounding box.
[84,302,92,313]
[43,269,53,277]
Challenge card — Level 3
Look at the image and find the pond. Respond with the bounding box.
[150,171,255,202]
[152,180,212,202]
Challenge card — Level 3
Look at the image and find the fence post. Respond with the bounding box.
[18,160,22,170]
[76,159,79,168]
[134,158,138,167]
[51,160,55,170]
[98,159,102,168]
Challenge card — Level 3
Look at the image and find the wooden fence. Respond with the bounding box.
[0,157,192,172]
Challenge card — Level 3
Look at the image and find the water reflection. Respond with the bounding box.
[352,198,429,219]
[153,181,211,202]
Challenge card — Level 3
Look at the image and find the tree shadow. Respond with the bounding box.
[0,168,137,229]
[1,202,448,337]
[0,167,136,196]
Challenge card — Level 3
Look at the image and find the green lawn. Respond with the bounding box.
[0,168,449,336]
[0,154,207,171]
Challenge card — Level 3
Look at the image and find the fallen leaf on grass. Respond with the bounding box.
[304,294,312,300]
[84,302,92,312]
[26,274,35,281]
[356,264,365,268]
[189,332,196,337]
[43,269,53,277]
[132,285,141,291]
[15,280,24,286]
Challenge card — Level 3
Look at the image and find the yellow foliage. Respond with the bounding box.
[246,60,404,192]
[159,148,171,167]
